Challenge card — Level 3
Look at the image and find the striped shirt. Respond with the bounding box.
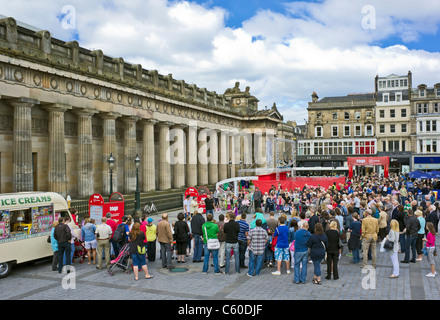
[247,227,268,255]
[237,219,250,242]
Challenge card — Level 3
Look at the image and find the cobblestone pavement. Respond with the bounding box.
[2,209,440,302]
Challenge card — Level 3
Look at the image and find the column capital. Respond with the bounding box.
[99,111,121,120]
[140,118,159,126]
[9,97,39,108]
[158,120,174,127]
[42,103,72,113]
[172,123,188,130]
[121,115,141,123]
[74,107,99,117]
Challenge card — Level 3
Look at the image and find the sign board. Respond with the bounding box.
[88,193,125,225]
[197,186,210,214]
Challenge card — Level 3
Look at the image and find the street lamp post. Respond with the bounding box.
[108,153,115,195]
[134,154,141,212]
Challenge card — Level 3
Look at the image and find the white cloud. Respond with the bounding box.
[1,0,440,125]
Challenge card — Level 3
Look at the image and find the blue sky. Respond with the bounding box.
[1,0,440,124]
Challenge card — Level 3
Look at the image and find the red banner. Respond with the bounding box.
[253,176,345,194]
[347,157,389,166]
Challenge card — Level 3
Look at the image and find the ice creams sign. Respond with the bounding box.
[0,195,52,207]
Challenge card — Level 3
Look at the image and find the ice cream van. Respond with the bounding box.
[0,192,72,278]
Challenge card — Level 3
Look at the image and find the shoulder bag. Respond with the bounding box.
[204,225,220,250]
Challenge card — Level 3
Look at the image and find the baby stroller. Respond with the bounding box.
[107,243,132,276]
[72,238,86,264]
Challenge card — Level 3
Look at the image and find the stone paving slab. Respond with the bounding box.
[2,209,440,303]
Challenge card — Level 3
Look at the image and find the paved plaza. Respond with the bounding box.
[2,209,440,302]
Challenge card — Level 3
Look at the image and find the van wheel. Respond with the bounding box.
[0,262,12,278]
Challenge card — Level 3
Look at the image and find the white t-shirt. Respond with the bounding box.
[184,199,191,214]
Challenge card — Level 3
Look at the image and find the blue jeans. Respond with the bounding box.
[203,244,219,273]
[225,242,240,274]
[58,242,71,273]
[294,251,308,283]
[238,240,248,267]
[352,248,360,263]
[193,234,203,261]
[312,259,322,277]
[248,251,264,276]
[404,235,417,262]
[400,233,406,254]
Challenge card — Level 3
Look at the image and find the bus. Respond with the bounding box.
[0,192,72,278]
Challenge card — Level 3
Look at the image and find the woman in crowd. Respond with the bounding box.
[325,221,340,280]
[386,219,400,279]
[129,222,153,280]
[307,223,328,284]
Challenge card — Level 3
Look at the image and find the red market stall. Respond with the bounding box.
[88,192,125,224]
[347,157,389,179]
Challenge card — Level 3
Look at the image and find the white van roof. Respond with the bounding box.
[0,192,69,212]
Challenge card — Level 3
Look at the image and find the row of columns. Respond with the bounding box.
[9,98,273,198]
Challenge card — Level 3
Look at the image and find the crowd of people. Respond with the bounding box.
[50,172,440,283]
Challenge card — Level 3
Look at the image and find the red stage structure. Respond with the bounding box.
[252,173,346,194]
[347,157,389,178]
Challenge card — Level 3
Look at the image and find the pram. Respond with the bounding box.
[107,243,132,276]
[72,238,86,264]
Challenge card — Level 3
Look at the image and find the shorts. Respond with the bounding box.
[427,247,436,265]
[84,240,97,250]
[131,253,147,268]
[274,247,290,261]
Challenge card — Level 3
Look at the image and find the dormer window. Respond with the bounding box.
[383,93,389,102]
[420,89,426,97]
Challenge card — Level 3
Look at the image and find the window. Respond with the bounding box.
[396,93,402,102]
[420,89,426,97]
[379,124,385,134]
[436,88,440,97]
[420,121,423,132]
[332,126,338,137]
[365,124,373,136]
[344,112,350,120]
[383,94,389,103]
[390,124,396,133]
[344,125,350,137]
[382,141,386,152]
[402,140,406,152]
[366,111,372,119]
[332,112,338,120]
[355,125,361,136]
[355,111,361,120]
[401,124,407,133]
[401,109,407,117]
[315,126,322,137]
[316,112,322,119]
[427,120,431,132]
[390,109,395,118]
[417,103,428,114]
[379,110,385,118]
[434,103,439,113]
[388,140,399,152]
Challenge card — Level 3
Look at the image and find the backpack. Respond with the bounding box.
[113,224,126,243]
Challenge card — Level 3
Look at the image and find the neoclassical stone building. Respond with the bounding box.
[0,17,296,199]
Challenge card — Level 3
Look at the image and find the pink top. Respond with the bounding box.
[427,232,436,248]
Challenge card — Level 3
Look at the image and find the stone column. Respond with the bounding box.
[228,133,236,178]
[218,129,228,182]
[171,124,186,189]
[208,129,219,185]
[11,98,38,192]
[76,109,96,198]
[186,121,198,187]
[122,116,139,194]
[141,119,157,192]
[158,121,173,190]
[254,130,267,168]
[45,104,70,197]
[101,112,120,195]
[198,128,209,186]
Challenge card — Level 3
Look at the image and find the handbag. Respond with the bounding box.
[204,225,220,250]
[383,239,394,251]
